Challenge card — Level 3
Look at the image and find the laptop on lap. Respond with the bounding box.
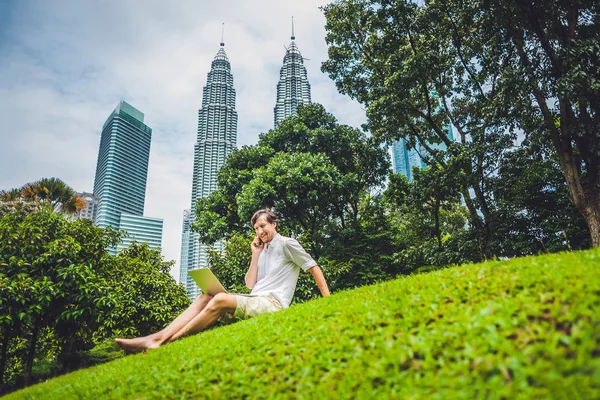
[188,268,228,295]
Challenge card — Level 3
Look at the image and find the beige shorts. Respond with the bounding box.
[232,294,283,320]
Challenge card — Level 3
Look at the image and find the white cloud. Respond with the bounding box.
[0,0,367,281]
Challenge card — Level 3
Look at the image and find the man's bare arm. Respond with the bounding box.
[308,266,330,297]
[245,237,263,289]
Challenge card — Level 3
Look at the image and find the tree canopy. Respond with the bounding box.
[321,0,600,248]
[192,103,390,259]
[0,191,188,394]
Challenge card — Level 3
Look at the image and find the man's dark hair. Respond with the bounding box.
[251,209,278,228]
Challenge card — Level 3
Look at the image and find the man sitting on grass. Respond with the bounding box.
[115,208,330,353]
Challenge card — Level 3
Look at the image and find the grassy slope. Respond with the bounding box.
[8,249,600,400]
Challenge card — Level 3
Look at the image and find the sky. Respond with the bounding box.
[0,0,368,280]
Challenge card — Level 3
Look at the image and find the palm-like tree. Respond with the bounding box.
[0,188,21,202]
[0,178,87,215]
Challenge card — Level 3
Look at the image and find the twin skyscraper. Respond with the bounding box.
[180,26,312,297]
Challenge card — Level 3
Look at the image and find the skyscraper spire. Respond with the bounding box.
[220,22,225,46]
[291,16,295,40]
[180,42,238,298]
[273,19,311,128]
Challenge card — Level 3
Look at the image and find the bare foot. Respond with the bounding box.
[115,336,161,353]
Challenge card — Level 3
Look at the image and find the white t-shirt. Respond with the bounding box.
[250,233,316,308]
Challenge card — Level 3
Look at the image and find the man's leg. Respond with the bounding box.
[115,294,214,353]
[166,293,237,343]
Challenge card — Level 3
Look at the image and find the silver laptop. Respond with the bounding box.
[188,268,228,295]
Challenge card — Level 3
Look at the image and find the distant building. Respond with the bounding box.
[391,140,425,182]
[273,20,311,128]
[92,101,163,253]
[391,90,455,180]
[116,214,164,253]
[179,209,191,285]
[93,101,151,229]
[73,192,99,221]
[180,40,238,298]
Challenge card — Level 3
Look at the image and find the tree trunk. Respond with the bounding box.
[586,212,600,248]
[24,322,40,386]
[578,193,600,248]
[434,198,442,249]
[459,185,487,260]
[557,143,600,247]
[0,332,9,391]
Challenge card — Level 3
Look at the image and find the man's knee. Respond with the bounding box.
[207,293,235,312]
[193,294,212,309]
[194,294,212,302]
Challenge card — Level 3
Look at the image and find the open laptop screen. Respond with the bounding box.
[188,268,228,295]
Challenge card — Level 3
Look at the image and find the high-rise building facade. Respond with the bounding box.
[93,101,152,229]
[392,88,455,180]
[273,25,311,128]
[181,42,238,298]
[93,101,163,253]
[391,124,454,181]
[73,192,99,221]
[116,214,164,253]
[179,209,191,286]
[391,139,424,181]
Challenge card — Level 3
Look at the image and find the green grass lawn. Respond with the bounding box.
[7,249,600,399]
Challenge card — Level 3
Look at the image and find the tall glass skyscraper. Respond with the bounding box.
[116,214,164,253]
[179,209,191,285]
[181,41,238,298]
[93,101,163,252]
[273,22,311,128]
[391,139,424,181]
[391,124,454,180]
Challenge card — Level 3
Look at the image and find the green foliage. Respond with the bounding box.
[0,207,119,389]
[193,103,389,254]
[97,243,190,339]
[321,0,600,247]
[383,170,477,272]
[77,339,124,366]
[490,137,592,256]
[321,0,511,256]
[0,201,188,394]
[8,248,600,399]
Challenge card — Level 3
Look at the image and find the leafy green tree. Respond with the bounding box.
[0,200,188,393]
[192,103,390,260]
[98,243,190,339]
[321,0,511,257]
[383,170,474,272]
[320,193,401,287]
[0,207,119,388]
[490,137,591,256]
[321,0,600,248]
[480,0,600,247]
